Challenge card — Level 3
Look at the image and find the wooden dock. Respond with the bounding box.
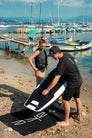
[0,39,10,42]
[0,35,34,46]
[0,35,36,55]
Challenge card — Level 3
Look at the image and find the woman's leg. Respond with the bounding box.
[35,70,45,86]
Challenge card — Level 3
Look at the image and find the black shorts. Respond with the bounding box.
[37,67,45,72]
[39,68,45,72]
[62,85,81,101]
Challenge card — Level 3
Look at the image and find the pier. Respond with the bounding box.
[0,35,35,55]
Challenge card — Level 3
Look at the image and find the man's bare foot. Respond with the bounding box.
[56,121,69,127]
[72,115,81,121]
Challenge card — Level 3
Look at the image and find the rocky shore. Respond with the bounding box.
[0,66,92,138]
[13,28,31,34]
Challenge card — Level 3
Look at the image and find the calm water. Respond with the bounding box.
[0,26,92,83]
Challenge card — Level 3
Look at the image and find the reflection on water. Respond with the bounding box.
[0,43,92,70]
[70,49,91,58]
[89,70,92,74]
[67,49,92,70]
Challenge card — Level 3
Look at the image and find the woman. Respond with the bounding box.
[28,37,48,86]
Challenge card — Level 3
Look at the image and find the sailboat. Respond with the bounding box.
[0,25,9,29]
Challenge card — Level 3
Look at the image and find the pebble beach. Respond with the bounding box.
[0,49,92,138]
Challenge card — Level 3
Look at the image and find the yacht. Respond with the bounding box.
[0,25,9,28]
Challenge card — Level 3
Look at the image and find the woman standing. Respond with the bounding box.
[28,37,48,86]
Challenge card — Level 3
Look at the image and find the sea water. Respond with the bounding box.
[0,27,92,85]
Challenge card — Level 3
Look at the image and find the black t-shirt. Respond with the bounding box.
[56,53,82,88]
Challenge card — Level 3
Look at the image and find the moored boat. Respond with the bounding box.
[0,25,9,28]
[49,36,72,42]
[50,40,92,51]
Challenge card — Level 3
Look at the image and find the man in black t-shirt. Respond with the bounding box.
[42,46,82,127]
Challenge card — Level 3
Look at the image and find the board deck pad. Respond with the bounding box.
[24,69,67,112]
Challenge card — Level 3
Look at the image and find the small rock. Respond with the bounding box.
[0,68,5,74]
[83,104,86,107]
[29,80,32,82]
[31,85,35,87]
[82,111,86,116]
[5,127,13,132]
[11,97,15,101]
[5,77,8,80]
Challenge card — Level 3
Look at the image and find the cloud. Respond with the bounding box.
[8,0,48,2]
[0,0,48,5]
[1,0,92,8]
[55,0,92,8]
[87,3,92,7]
[0,1,3,5]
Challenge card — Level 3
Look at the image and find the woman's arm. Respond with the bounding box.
[28,50,40,71]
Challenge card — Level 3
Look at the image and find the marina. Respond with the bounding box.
[0,0,92,137]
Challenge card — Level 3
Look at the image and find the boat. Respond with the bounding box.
[66,28,76,32]
[0,25,9,28]
[55,28,60,33]
[49,36,72,42]
[50,40,92,51]
[76,27,86,32]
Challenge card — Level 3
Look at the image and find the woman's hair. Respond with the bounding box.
[40,36,45,41]
[39,36,46,45]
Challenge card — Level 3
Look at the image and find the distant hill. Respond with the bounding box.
[65,15,92,23]
[0,17,21,25]
[0,15,92,25]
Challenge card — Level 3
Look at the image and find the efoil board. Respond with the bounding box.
[24,69,67,112]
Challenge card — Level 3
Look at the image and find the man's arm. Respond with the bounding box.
[42,75,61,95]
[74,59,78,63]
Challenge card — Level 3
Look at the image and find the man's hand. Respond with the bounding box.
[42,75,61,96]
[42,89,49,95]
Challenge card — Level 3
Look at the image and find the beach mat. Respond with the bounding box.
[0,102,77,136]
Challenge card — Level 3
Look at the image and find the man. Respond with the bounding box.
[42,46,82,127]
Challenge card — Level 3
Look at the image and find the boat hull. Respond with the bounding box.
[49,37,72,42]
[50,41,92,51]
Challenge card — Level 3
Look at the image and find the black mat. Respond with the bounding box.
[0,102,77,136]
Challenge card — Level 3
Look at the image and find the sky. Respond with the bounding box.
[0,0,92,19]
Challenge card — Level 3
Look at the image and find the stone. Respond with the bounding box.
[5,127,13,132]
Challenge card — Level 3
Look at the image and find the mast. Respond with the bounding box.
[58,4,60,26]
[39,0,43,27]
[34,5,36,27]
[30,2,33,25]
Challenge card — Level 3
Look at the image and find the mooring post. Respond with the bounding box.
[17,43,21,53]
[5,41,9,50]
[23,46,25,55]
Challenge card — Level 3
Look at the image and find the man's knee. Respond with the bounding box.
[62,99,69,104]
[74,98,81,102]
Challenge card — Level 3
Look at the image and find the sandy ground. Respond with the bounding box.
[0,67,92,138]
